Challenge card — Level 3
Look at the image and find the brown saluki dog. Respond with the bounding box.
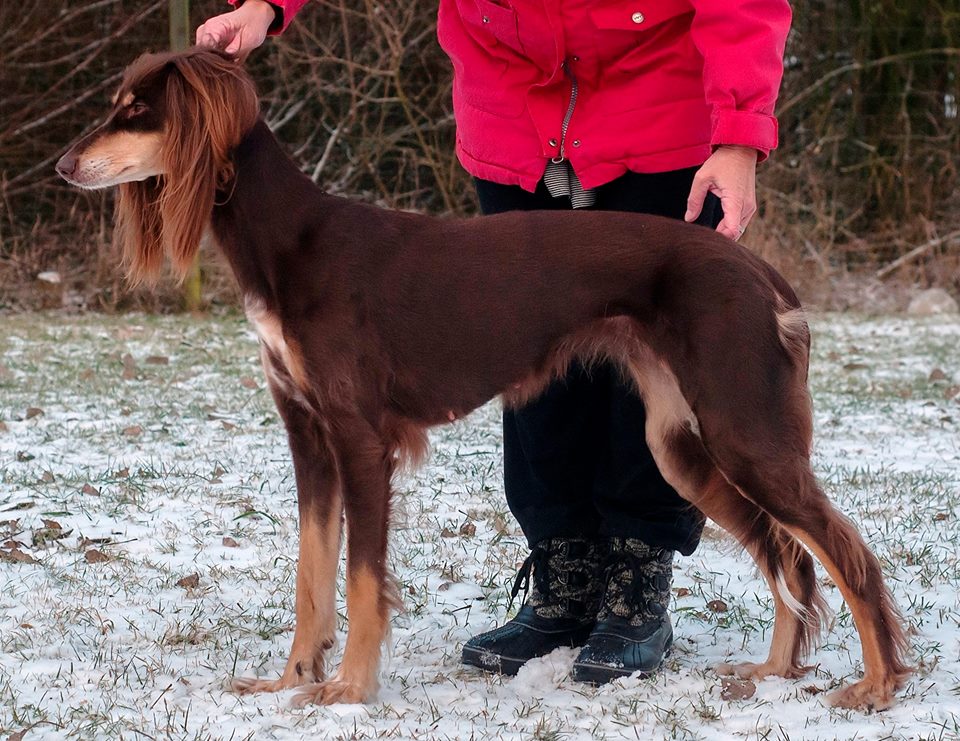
[57,49,909,710]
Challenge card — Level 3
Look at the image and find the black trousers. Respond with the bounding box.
[475,168,723,557]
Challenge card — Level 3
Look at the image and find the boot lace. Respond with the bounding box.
[509,544,551,609]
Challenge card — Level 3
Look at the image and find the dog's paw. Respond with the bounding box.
[230,676,288,695]
[827,678,897,712]
[231,655,327,695]
[290,677,374,706]
[715,660,811,681]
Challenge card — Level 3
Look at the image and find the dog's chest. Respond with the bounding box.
[245,298,310,403]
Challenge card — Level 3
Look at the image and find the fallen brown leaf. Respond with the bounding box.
[145,355,170,365]
[674,587,692,598]
[239,376,259,390]
[123,425,143,437]
[929,368,948,382]
[0,421,8,433]
[440,527,457,538]
[1,546,39,564]
[81,483,101,496]
[222,536,239,548]
[459,522,477,537]
[707,599,729,613]
[84,549,111,564]
[25,407,44,419]
[34,522,70,546]
[720,677,756,701]
[122,353,137,380]
[176,573,200,589]
[40,471,55,483]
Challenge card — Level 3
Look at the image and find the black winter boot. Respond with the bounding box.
[462,537,605,676]
[571,537,674,684]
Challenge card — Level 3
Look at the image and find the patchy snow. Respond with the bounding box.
[0,312,958,740]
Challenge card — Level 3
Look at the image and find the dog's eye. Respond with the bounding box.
[128,101,149,116]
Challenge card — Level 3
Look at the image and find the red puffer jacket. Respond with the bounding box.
[246,0,791,191]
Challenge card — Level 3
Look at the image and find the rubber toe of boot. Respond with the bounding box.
[571,614,673,684]
[462,605,595,676]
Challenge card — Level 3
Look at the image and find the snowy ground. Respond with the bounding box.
[0,311,958,740]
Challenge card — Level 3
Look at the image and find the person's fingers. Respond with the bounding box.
[225,27,244,54]
[196,20,231,49]
[684,174,711,223]
[716,201,744,240]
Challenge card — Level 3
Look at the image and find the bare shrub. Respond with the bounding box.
[1,0,957,310]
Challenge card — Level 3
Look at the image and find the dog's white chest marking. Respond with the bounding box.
[245,298,309,404]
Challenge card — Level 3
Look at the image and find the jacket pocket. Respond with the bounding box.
[590,0,692,31]
[457,0,526,57]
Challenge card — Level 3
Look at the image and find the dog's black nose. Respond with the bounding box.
[55,152,78,179]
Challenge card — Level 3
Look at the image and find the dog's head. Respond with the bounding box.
[56,49,259,284]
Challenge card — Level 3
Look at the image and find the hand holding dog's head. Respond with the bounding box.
[56,49,259,285]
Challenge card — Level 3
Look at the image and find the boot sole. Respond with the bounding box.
[461,646,527,676]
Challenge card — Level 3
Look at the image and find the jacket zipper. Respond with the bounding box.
[552,58,578,164]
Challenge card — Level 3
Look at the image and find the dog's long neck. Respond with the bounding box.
[209,119,328,303]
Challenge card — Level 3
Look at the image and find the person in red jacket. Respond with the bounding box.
[198,0,792,684]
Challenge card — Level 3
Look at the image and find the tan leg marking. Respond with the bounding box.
[293,563,385,706]
[786,526,900,710]
[232,495,342,694]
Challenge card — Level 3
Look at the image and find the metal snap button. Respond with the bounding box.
[631,11,645,23]
[572,139,581,147]
[548,138,558,147]
[482,15,490,22]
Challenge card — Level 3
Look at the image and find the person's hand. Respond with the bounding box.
[195,0,276,56]
[684,145,758,241]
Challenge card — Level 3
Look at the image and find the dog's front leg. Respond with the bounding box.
[233,399,343,695]
[292,415,397,706]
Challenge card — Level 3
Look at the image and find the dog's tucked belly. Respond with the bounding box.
[385,316,694,434]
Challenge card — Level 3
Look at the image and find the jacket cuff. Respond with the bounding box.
[710,109,779,162]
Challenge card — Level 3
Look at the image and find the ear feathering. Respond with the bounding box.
[114,50,260,285]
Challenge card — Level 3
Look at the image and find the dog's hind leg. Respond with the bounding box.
[293,413,399,706]
[640,402,826,681]
[734,465,909,710]
[679,456,827,681]
[232,399,342,694]
[700,417,910,710]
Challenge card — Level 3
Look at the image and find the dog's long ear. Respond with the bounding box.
[117,51,259,285]
[116,176,165,286]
